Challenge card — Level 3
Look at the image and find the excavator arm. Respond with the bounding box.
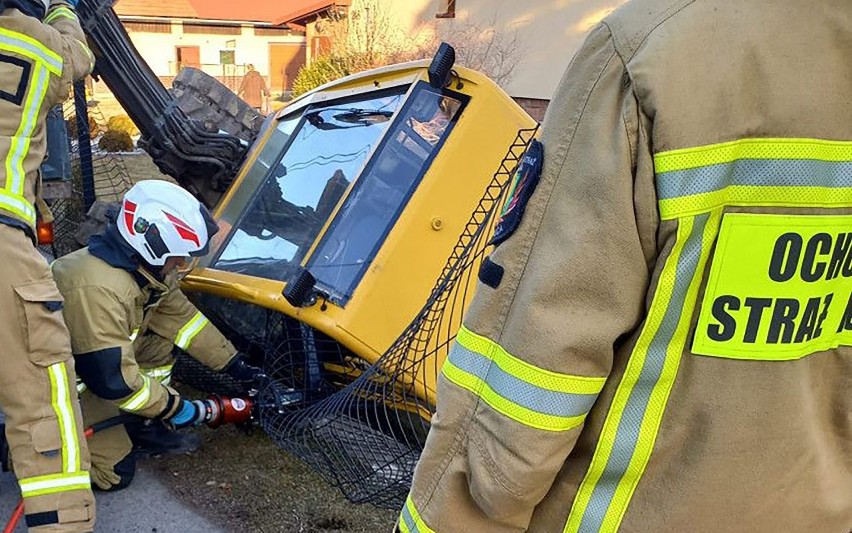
[76,0,259,208]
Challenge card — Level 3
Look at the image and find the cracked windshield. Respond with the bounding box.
[213,88,407,281]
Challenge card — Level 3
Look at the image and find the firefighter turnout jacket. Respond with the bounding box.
[0,1,93,234]
[52,225,238,420]
[401,0,852,532]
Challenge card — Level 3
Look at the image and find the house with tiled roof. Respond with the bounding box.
[113,0,308,93]
[270,0,628,120]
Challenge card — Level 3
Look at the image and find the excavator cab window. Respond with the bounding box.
[308,82,466,303]
[211,87,407,280]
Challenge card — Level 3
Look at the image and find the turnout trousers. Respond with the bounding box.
[0,224,95,532]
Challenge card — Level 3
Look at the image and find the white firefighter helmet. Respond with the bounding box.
[116,180,218,266]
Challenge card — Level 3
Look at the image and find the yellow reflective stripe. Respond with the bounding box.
[143,364,174,385]
[654,138,852,173]
[564,212,721,533]
[43,6,77,24]
[443,360,589,431]
[457,327,606,395]
[19,472,90,499]
[175,312,209,350]
[0,28,62,75]
[129,328,140,342]
[399,496,436,533]
[653,138,852,220]
[658,185,852,220]
[77,39,95,70]
[47,362,81,473]
[443,326,606,432]
[119,375,152,412]
[0,189,36,225]
[6,63,49,194]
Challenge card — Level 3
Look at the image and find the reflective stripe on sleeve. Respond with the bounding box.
[0,28,62,75]
[398,496,435,533]
[119,374,152,412]
[442,326,607,432]
[143,364,174,386]
[175,312,210,350]
[19,472,90,499]
[43,6,78,24]
[129,328,140,342]
[47,362,81,473]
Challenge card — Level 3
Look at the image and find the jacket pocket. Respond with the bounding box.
[14,280,71,367]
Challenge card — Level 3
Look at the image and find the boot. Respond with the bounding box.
[124,417,201,458]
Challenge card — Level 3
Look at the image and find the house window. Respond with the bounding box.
[219,50,235,65]
[436,0,455,18]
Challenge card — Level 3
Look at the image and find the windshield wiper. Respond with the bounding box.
[305,107,393,130]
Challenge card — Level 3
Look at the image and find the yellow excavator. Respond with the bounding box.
[71,2,538,506]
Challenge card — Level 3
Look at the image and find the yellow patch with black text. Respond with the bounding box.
[694,213,852,360]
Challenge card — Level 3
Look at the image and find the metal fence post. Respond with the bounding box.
[74,79,96,212]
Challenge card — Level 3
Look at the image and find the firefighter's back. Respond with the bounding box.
[543,1,852,531]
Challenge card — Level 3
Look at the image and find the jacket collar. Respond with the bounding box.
[88,224,169,293]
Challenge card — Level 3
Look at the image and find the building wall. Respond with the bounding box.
[375,0,628,102]
[123,21,304,81]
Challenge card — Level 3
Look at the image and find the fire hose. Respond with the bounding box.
[3,394,261,533]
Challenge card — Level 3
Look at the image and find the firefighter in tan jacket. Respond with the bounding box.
[0,0,96,530]
[401,0,852,532]
[52,180,262,491]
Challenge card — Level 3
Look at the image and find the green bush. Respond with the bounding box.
[98,129,134,152]
[291,55,351,97]
[106,115,140,137]
[65,116,101,140]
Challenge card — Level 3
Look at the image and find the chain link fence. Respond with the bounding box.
[252,127,540,508]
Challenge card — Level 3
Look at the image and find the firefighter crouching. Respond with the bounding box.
[400,0,852,531]
[51,180,263,491]
[0,0,96,530]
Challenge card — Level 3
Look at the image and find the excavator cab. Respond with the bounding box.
[181,56,535,408]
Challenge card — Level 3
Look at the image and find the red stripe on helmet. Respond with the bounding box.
[164,212,200,246]
[123,200,137,235]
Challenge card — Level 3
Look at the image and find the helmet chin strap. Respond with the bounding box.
[139,259,167,282]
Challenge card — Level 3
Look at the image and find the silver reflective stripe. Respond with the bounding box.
[0,32,62,74]
[119,375,152,412]
[656,159,852,200]
[19,472,90,498]
[0,189,35,225]
[399,497,434,533]
[175,312,210,350]
[47,363,79,473]
[143,365,173,385]
[577,213,710,532]
[449,344,599,418]
[400,503,419,533]
[6,64,48,194]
